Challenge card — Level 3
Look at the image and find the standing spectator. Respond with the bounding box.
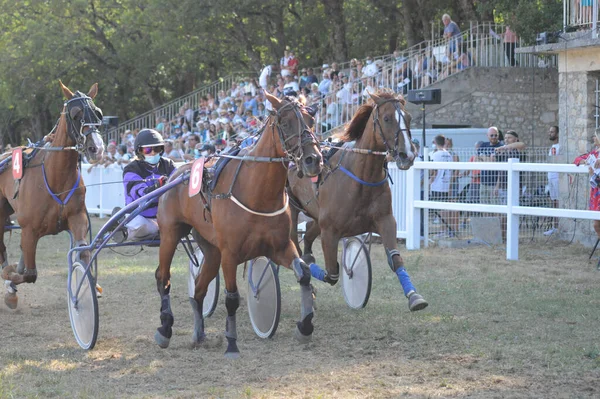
[477,127,504,205]
[305,68,318,86]
[442,14,462,59]
[503,25,519,66]
[243,91,258,116]
[280,49,291,77]
[299,68,310,90]
[429,134,457,237]
[466,141,484,204]
[545,125,561,235]
[444,137,460,198]
[494,130,526,241]
[362,56,378,77]
[574,131,600,238]
[259,64,274,90]
[286,51,299,77]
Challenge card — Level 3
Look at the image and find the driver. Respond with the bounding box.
[113,129,176,242]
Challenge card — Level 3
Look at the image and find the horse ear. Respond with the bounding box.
[59,80,74,100]
[87,83,98,99]
[368,91,383,106]
[264,90,282,110]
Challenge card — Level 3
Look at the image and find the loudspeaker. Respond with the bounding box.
[407,89,441,105]
[102,116,119,128]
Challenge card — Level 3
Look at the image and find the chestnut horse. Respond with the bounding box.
[1,82,105,309]
[288,91,428,311]
[154,92,323,357]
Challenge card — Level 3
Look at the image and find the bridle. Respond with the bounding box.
[62,92,103,153]
[269,98,318,165]
[371,98,412,160]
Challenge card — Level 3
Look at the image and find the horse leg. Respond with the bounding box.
[305,227,340,286]
[189,231,221,347]
[301,220,321,264]
[220,254,241,359]
[67,212,91,265]
[289,206,302,256]
[375,215,428,311]
[2,228,39,286]
[271,241,314,343]
[0,207,17,309]
[154,224,181,349]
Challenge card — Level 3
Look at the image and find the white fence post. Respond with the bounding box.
[406,164,421,250]
[506,158,520,260]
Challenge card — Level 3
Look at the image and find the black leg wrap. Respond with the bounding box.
[296,312,314,336]
[23,268,37,283]
[385,248,401,272]
[225,290,240,316]
[291,258,311,286]
[226,336,239,355]
[158,312,174,339]
[323,262,340,286]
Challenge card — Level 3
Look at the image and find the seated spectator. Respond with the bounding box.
[183,134,200,162]
[214,138,227,153]
[163,140,183,162]
[362,56,378,77]
[318,71,332,96]
[116,144,131,166]
[283,74,299,93]
[396,60,413,95]
[199,143,216,157]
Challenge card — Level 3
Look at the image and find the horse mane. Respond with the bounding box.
[340,90,402,142]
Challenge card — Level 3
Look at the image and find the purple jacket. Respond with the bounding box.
[122,158,176,217]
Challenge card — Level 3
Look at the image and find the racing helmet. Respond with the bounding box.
[134,129,164,154]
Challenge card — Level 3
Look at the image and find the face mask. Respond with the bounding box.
[201,151,208,157]
[144,153,161,165]
[366,60,373,64]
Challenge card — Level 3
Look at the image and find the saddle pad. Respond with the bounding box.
[0,147,39,176]
[209,147,241,191]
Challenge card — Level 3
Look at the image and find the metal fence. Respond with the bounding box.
[414,147,588,245]
[564,0,599,34]
[314,22,557,137]
[105,72,252,144]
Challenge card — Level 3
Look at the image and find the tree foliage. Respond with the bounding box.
[0,0,562,144]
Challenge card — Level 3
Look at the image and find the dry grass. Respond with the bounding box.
[1,218,599,398]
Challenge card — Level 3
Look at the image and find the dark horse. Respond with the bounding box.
[288,91,428,311]
[1,82,105,309]
[154,92,323,357]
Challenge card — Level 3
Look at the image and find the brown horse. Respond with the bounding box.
[288,91,428,311]
[154,92,323,357]
[1,82,105,309]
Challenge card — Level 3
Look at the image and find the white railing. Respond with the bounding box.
[399,159,596,260]
[314,22,557,137]
[564,0,599,35]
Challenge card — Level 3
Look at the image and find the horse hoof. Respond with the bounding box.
[224,351,241,360]
[294,325,312,344]
[4,292,17,309]
[154,330,170,348]
[408,293,429,312]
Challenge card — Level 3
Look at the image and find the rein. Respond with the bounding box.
[320,142,387,156]
[210,100,313,217]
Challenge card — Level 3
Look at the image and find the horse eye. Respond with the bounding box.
[383,116,389,122]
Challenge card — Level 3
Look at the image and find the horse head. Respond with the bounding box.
[368,91,416,170]
[59,81,105,162]
[265,91,323,177]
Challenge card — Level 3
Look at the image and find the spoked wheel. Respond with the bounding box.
[247,257,281,339]
[188,247,219,318]
[341,236,372,309]
[68,261,99,350]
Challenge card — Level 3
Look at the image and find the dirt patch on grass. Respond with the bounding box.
[1,220,600,398]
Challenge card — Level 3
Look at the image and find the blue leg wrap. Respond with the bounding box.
[309,263,326,282]
[395,267,416,297]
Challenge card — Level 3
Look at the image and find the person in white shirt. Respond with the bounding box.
[429,134,457,237]
[259,64,273,90]
[283,74,299,93]
[545,125,560,235]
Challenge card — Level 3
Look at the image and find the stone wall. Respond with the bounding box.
[404,67,559,147]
